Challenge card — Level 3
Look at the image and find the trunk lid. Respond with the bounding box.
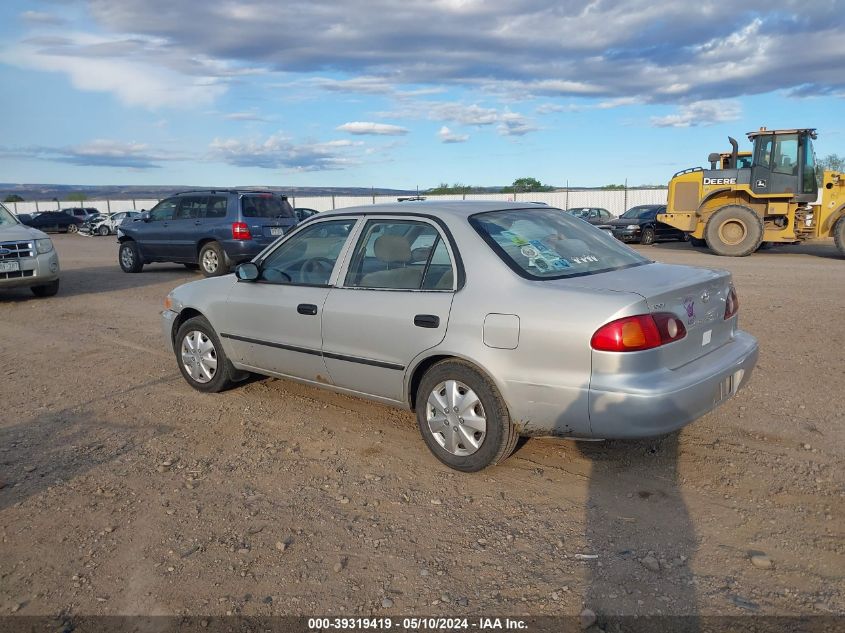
[567,262,735,368]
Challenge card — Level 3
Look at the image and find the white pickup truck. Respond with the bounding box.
[0,203,61,297]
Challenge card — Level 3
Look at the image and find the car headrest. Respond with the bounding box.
[373,234,411,264]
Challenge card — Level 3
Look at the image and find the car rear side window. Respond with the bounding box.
[241,195,294,219]
[344,220,454,290]
[205,196,227,218]
[470,208,649,280]
[176,196,207,219]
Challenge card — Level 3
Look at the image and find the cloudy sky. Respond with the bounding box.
[1,0,843,188]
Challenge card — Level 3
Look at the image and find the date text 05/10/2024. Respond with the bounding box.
[307,617,528,630]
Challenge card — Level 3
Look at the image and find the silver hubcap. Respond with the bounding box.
[181,330,218,383]
[426,380,486,456]
[120,247,134,268]
[202,249,219,273]
[68,224,77,233]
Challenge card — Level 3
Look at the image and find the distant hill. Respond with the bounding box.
[0,183,420,202]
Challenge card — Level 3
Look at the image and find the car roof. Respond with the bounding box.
[315,200,555,220]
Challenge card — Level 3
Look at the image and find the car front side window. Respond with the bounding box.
[258,219,356,285]
[149,199,177,221]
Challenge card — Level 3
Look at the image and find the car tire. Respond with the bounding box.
[98,225,110,236]
[31,279,59,297]
[834,216,845,257]
[67,223,78,234]
[199,241,228,277]
[118,241,144,273]
[704,205,763,257]
[679,232,690,242]
[640,227,656,245]
[174,316,237,393]
[415,359,518,472]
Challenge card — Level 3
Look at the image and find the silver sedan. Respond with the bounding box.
[162,201,758,471]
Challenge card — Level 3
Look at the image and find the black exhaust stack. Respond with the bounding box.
[728,136,739,170]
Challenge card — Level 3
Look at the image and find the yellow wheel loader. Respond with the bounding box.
[659,128,845,257]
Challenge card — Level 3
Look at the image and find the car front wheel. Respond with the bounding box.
[174,316,237,393]
[98,225,110,236]
[118,241,144,273]
[640,227,655,245]
[31,280,59,297]
[67,223,79,233]
[415,360,518,472]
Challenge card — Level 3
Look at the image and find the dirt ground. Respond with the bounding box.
[1,233,843,623]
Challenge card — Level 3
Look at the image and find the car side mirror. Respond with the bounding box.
[140,211,151,222]
[236,262,259,281]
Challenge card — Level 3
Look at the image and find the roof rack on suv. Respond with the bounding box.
[172,189,289,198]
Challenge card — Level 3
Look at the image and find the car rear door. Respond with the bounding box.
[320,217,457,402]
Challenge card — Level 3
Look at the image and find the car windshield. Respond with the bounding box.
[621,206,660,219]
[241,195,294,219]
[568,209,590,218]
[470,208,649,279]
[0,203,19,226]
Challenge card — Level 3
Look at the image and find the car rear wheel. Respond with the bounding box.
[31,280,59,297]
[415,360,518,472]
[174,316,237,393]
[118,241,144,273]
[67,223,78,234]
[98,225,110,236]
[640,227,655,245]
[705,205,763,256]
[199,241,227,277]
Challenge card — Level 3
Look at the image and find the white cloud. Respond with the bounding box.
[437,126,469,143]
[497,112,538,137]
[650,100,742,128]
[1,34,226,109]
[337,122,409,136]
[209,134,360,171]
[0,139,173,169]
[20,11,66,26]
[224,111,270,122]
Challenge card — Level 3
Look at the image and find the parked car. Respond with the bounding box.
[0,203,60,297]
[62,207,101,223]
[81,211,141,236]
[19,211,84,233]
[161,201,758,471]
[118,190,296,277]
[294,207,319,222]
[600,204,686,245]
[566,207,614,225]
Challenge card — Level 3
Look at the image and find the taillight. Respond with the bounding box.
[591,313,687,352]
[724,286,739,319]
[232,221,251,240]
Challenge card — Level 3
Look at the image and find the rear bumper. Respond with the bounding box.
[220,238,279,263]
[587,330,759,438]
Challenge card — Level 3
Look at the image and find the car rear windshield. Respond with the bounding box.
[470,208,649,279]
[240,195,294,219]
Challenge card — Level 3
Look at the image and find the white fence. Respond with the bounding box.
[5,188,667,218]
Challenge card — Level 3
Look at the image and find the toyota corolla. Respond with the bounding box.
[161,201,758,471]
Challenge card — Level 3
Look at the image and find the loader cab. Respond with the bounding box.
[748,128,818,203]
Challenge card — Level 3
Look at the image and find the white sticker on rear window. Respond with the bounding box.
[702,329,712,346]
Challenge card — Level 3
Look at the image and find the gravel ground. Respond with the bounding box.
[0,234,843,621]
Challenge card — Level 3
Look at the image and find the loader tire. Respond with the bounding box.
[834,216,845,257]
[704,205,763,257]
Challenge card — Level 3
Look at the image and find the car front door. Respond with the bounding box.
[217,217,359,382]
[139,198,178,259]
[320,217,457,402]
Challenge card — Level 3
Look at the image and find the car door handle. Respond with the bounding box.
[297,304,318,316]
[414,314,440,328]
[194,220,201,225]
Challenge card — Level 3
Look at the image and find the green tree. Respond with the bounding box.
[427,182,476,195]
[67,192,87,201]
[3,194,24,202]
[501,177,552,193]
[817,153,845,185]
[599,184,626,190]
